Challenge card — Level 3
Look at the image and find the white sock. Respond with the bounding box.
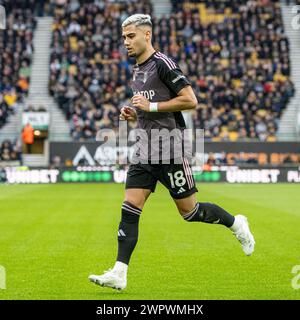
[229,216,240,232]
[112,261,128,277]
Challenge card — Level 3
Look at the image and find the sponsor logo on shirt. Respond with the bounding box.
[172,75,186,83]
[133,90,155,100]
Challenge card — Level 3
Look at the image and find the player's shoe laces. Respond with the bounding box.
[88,269,127,290]
[233,215,255,256]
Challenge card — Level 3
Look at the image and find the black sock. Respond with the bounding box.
[183,202,235,227]
[116,201,141,265]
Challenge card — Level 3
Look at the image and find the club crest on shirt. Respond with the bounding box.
[133,70,153,83]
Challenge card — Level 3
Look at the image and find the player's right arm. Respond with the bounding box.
[119,106,137,121]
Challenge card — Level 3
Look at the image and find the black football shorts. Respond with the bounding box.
[125,158,198,199]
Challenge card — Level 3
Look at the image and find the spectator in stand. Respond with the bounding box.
[0,139,22,162]
[0,94,10,128]
[22,123,34,154]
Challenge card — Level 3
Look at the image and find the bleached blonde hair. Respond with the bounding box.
[121,14,152,28]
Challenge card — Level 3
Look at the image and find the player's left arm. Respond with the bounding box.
[132,61,197,112]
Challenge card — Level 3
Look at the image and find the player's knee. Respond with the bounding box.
[176,201,192,214]
[174,193,197,219]
[121,201,141,223]
[181,203,206,222]
[124,195,145,210]
[180,204,199,222]
[177,204,197,219]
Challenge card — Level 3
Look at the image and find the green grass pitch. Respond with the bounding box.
[0,183,299,300]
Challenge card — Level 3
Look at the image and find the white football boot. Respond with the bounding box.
[232,215,255,256]
[89,269,127,290]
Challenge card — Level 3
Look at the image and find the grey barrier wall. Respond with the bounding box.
[49,142,300,166]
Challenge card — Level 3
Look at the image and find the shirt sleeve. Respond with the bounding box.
[157,58,191,95]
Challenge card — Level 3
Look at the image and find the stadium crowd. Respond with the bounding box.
[49,0,152,141]
[48,0,295,142]
[169,0,295,141]
[0,0,38,128]
[0,0,296,143]
[0,1,54,162]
